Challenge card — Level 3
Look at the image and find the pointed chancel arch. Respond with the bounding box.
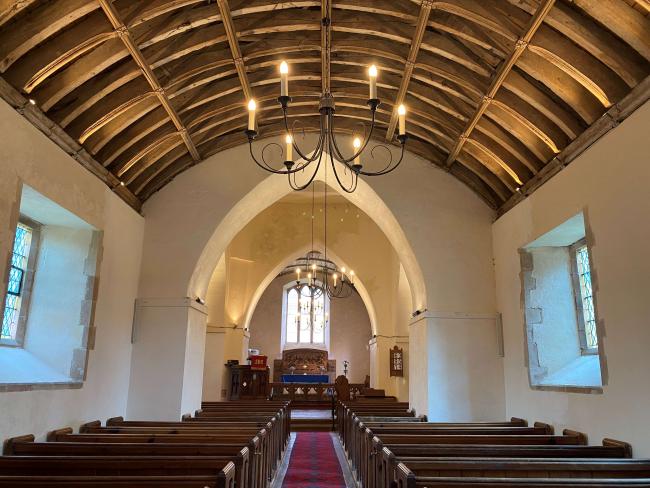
[188,154,427,315]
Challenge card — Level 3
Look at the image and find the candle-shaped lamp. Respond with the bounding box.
[349,270,355,283]
[247,99,256,130]
[353,137,362,165]
[397,104,406,136]
[285,134,293,161]
[296,267,301,281]
[333,273,338,286]
[368,65,378,100]
[398,104,406,136]
[280,61,289,97]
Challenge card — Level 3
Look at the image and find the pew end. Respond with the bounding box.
[181,413,192,421]
[511,417,528,426]
[3,434,34,455]
[604,438,634,458]
[394,462,416,488]
[533,421,554,434]
[563,428,588,445]
[79,420,101,433]
[106,416,124,426]
[46,427,73,441]
[217,460,237,488]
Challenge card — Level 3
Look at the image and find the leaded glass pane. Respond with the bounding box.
[576,245,598,349]
[299,287,312,343]
[2,223,33,341]
[312,293,325,343]
[286,288,298,342]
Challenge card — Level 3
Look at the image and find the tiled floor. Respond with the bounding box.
[291,409,333,419]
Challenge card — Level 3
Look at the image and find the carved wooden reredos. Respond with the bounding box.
[272,348,336,382]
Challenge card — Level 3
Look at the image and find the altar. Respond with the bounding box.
[272,348,336,383]
[281,374,329,383]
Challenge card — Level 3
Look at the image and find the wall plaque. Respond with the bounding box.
[389,346,404,377]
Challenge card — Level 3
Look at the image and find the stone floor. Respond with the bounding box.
[291,409,333,419]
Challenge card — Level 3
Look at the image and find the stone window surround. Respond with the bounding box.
[519,228,608,394]
[0,182,104,392]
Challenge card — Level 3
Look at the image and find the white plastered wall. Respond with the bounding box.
[493,100,650,455]
[0,99,144,439]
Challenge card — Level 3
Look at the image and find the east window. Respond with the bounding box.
[282,283,329,349]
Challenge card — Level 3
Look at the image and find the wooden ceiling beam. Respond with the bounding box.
[0,76,141,211]
[385,0,432,141]
[216,0,252,101]
[97,0,200,161]
[445,0,556,170]
[321,0,332,93]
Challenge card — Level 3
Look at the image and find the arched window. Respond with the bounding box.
[282,284,329,349]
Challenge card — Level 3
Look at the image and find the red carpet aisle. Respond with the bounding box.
[282,432,347,488]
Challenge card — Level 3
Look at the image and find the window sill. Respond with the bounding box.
[0,347,78,391]
[533,354,603,392]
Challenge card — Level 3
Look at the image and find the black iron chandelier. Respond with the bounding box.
[243,7,408,193]
[286,182,356,299]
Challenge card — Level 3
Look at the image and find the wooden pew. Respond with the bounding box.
[70,429,277,485]
[376,441,634,488]
[386,458,650,488]
[394,462,650,488]
[0,456,236,487]
[5,435,253,488]
[353,423,553,488]
[353,421,554,481]
[0,475,226,487]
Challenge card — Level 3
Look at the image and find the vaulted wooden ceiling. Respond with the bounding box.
[0,0,648,210]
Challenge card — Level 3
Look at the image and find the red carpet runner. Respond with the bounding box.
[282,432,347,487]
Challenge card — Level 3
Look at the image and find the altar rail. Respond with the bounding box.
[269,382,366,401]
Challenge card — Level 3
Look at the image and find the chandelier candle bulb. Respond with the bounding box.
[285,134,293,161]
[296,268,301,280]
[353,137,362,165]
[369,65,378,100]
[398,104,406,135]
[247,99,256,130]
[280,61,289,97]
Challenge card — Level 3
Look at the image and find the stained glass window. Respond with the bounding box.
[575,245,597,349]
[2,223,33,341]
[285,285,327,345]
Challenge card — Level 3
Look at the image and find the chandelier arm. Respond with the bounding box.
[282,107,324,163]
[287,151,324,191]
[327,140,358,194]
[328,108,378,165]
[358,139,407,176]
[248,140,320,175]
[248,141,288,174]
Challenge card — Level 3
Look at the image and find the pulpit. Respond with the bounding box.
[226,364,269,400]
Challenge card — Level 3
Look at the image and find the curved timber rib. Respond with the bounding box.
[0,0,647,211]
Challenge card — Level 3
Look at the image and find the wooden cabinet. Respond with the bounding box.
[226,364,269,400]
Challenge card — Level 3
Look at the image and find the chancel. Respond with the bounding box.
[0,1,649,487]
